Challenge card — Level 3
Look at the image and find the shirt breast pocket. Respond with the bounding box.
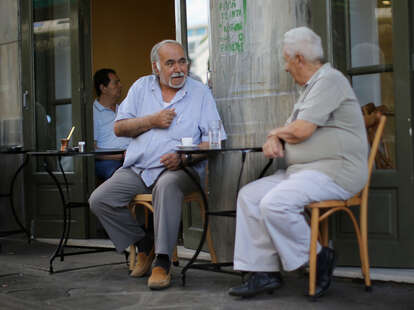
[168,120,198,142]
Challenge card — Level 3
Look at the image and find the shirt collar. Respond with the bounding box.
[94,99,117,112]
[303,62,331,89]
[94,99,106,112]
[151,75,188,105]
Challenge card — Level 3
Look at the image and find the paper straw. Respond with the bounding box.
[66,126,75,140]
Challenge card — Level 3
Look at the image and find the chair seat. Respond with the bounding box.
[128,191,217,271]
[307,196,361,209]
[132,194,153,202]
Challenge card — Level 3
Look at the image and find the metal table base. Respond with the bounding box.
[29,149,125,273]
[177,147,273,285]
[0,151,31,243]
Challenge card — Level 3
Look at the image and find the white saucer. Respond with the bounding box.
[176,145,198,149]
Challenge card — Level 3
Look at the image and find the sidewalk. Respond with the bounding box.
[0,235,413,310]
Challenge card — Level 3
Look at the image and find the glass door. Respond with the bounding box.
[320,0,414,267]
[22,0,91,238]
[32,0,73,171]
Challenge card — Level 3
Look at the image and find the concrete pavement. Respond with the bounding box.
[0,235,413,310]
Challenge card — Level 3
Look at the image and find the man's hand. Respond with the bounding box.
[160,153,182,170]
[263,136,285,159]
[152,108,176,128]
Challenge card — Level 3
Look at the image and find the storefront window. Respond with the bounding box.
[333,0,395,169]
[186,0,210,86]
[349,0,393,67]
[33,0,73,171]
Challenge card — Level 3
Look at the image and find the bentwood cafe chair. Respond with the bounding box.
[128,192,218,271]
[306,112,387,298]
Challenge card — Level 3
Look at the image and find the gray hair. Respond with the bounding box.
[283,27,324,62]
[150,40,187,74]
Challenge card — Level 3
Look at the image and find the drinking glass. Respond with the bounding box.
[208,120,222,149]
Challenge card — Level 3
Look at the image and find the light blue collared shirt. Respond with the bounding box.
[93,99,131,149]
[115,75,227,187]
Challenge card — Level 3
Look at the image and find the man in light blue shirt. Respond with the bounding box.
[93,69,130,180]
[89,40,226,290]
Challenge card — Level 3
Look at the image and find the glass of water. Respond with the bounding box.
[208,120,222,149]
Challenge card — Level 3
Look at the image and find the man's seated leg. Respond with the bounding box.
[89,167,151,254]
[147,169,198,290]
[257,170,350,297]
[229,172,287,298]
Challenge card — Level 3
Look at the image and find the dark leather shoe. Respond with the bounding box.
[315,247,336,297]
[228,272,283,298]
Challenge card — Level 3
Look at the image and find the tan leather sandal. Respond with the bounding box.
[147,266,171,290]
[130,248,155,277]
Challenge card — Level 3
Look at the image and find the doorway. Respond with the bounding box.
[312,0,414,267]
[21,0,177,238]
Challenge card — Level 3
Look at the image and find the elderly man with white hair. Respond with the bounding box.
[228,26,368,298]
[89,40,226,290]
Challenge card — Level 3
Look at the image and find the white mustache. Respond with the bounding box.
[171,72,185,78]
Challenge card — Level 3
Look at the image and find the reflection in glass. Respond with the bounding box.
[353,72,395,169]
[186,0,210,85]
[33,0,73,171]
[349,0,393,67]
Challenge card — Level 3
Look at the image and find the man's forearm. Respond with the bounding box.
[180,141,209,166]
[114,115,155,138]
[268,120,316,144]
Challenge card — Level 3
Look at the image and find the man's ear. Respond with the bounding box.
[152,62,160,75]
[99,83,106,94]
[296,54,305,64]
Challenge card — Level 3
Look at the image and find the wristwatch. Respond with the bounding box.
[183,154,190,166]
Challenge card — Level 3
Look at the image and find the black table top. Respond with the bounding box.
[28,148,125,157]
[175,146,262,155]
[0,146,29,154]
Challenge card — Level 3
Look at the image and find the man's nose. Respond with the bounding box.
[172,62,180,72]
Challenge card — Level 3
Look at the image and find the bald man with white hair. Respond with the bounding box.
[228,27,368,299]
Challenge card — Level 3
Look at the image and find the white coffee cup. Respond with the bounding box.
[181,137,193,146]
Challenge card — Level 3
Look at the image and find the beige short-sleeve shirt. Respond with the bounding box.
[284,63,368,194]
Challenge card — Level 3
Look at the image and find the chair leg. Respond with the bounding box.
[360,226,372,290]
[321,218,329,247]
[198,198,218,263]
[144,208,149,229]
[309,208,320,297]
[172,246,179,266]
[205,227,218,263]
[129,244,136,271]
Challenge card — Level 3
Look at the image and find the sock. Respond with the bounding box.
[136,235,153,255]
[154,254,171,273]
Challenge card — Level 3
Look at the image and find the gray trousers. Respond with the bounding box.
[89,167,198,257]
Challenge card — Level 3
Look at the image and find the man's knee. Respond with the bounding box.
[237,182,261,208]
[153,172,183,195]
[237,185,250,206]
[89,188,104,215]
[259,192,290,218]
